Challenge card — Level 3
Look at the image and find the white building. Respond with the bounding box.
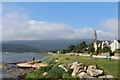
[110,39,120,52]
[101,41,111,49]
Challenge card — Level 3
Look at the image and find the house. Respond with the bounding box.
[101,40,111,49]
[110,39,120,52]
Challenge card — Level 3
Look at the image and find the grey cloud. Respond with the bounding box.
[2,9,117,41]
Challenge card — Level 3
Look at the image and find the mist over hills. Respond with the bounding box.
[2,39,93,53]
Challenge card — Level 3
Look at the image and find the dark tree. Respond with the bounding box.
[102,46,111,53]
[61,49,67,54]
[68,45,75,52]
[88,43,95,53]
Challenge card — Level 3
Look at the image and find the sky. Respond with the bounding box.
[2,2,118,41]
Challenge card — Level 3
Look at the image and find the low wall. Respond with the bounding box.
[99,53,110,56]
[114,53,120,57]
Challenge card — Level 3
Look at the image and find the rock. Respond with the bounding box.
[87,65,97,70]
[70,62,82,69]
[42,72,48,76]
[58,65,68,72]
[0,64,9,69]
[87,69,103,77]
[71,65,84,77]
[71,66,81,77]
[78,72,93,78]
[84,66,87,70]
[67,63,72,69]
[98,75,113,78]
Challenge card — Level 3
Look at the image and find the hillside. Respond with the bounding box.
[2,39,93,53]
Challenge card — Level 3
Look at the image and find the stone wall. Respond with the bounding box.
[114,53,120,57]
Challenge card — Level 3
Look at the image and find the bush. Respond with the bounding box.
[47,66,66,78]
[42,56,57,65]
[40,64,53,72]
[26,69,44,78]
[62,73,72,78]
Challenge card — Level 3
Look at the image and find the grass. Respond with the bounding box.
[26,54,119,78]
[50,54,119,77]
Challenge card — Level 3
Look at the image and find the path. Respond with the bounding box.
[80,54,120,60]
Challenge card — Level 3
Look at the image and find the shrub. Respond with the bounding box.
[40,64,53,72]
[62,73,72,78]
[47,66,66,78]
[42,56,57,65]
[26,69,44,78]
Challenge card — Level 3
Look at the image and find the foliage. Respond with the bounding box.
[102,46,111,53]
[117,40,120,43]
[61,41,87,53]
[40,64,53,72]
[26,68,44,78]
[68,45,76,52]
[88,43,95,53]
[114,49,120,53]
[62,73,72,78]
[47,66,66,78]
[61,49,67,54]
[42,56,57,65]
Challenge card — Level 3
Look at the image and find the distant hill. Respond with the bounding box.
[2,39,93,53]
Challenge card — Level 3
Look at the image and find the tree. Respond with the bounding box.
[102,46,111,53]
[61,49,67,54]
[88,43,95,53]
[87,43,95,57]
[68,45,75,52]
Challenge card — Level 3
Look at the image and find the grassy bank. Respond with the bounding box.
[26,54,119,78]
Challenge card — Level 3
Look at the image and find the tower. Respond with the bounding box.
[94,31,98,51]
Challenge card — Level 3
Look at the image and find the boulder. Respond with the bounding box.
[58,65,68,72]
[87,65,97,70]
[84,66,87,70]
[70,62,82,69]
[42,72,48,76]
[78,72,93,78]
[98,75,113,78]
[71,66,81,77]
[71,65,85,77]
[87,69,103,77]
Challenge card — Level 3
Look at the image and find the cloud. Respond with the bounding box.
[101,18,118,32]
[2,5,117,41]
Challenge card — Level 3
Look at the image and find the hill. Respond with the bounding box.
[2,39,93,53]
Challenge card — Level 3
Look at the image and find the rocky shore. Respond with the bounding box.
[1,63,32,79]
[1,59,47,79]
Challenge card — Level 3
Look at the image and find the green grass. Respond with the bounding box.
[26,54,119,78]
[49,54,119,77]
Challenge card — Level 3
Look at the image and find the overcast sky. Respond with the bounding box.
[2,2,118,41]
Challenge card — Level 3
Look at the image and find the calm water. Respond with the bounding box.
[1,53,46,78]
[2,53,46,64]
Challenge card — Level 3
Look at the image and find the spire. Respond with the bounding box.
[94,31,97,42]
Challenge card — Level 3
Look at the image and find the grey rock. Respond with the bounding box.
[98,75,113,78]
[84,66,87,70]
[87,69,103,76]
[78,72,93,78]
[71,66,81,77]
[70,62,82,69]
[87,65,97,70]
